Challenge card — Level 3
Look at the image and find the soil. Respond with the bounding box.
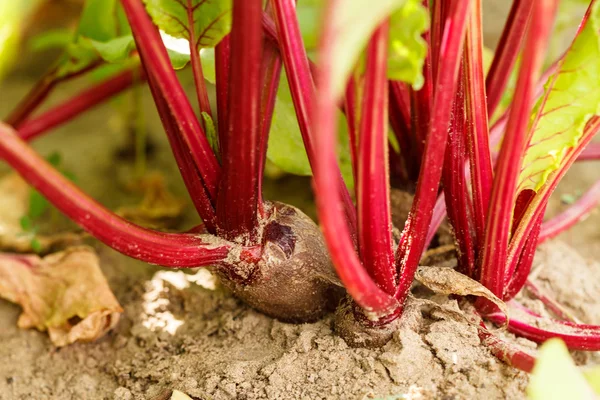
[0,4,599,397]
[0,234,598,400]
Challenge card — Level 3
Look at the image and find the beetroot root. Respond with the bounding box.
[214,201,343,323]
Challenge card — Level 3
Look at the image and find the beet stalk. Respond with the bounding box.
[17,69,139,141]
[0,122,234,267]
[356,22,396,295]
[394,0,470,306]
[215,0,264,241]
[485,0,533,116]
[478,0,556,299]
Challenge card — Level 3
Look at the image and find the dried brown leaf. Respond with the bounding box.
[415,265,508,322]
[117,172,186,229]
[411,296,535,364]
[0,246,122,346]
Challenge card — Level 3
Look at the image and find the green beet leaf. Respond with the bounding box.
[89,36,137,64]
[167,48,192,70]
[30,0,192,77]
[527,339,596,399]
[199,48,216,82]
[549,0,590,64]
[201,112,220,161]
[267,73,354,188]
[387,0,429,89]
[518,2,600,192]
[50,0,132,77]
[267,74,313,177]
[143,0,232,49]
[0,0,44,80]
[326,0,428,98]
[77,0,130,41]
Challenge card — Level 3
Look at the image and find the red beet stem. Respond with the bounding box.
[257,5,284,216]
[487,304,600,351]
[524,280,579,322]
[423,193,447,252]
[0,122,234,267]
[479,0,557,298]
[356,22,396,295]
[17,69,138,142]
[215,35,231,150]
[6,63,100,127]
[406,0,432,172]
[463,0,493,247]
[270,0,357,232]
[477,321,536,372]
[312,0,398,316]
[442,73,476,276]
[121,0,220,201]
[389,82,417,179]
[344,76,360,183]
[485,0,534,116]
[215,0,264,241]
[577,143,600,161]
[503,208,544,299]
[538,179,600,243]
[186,1,213,120]
[145,72,217,229]
[394,0,471,305]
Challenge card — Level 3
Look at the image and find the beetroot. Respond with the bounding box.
[215,202,342,322]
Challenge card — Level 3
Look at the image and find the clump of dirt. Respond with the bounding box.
[526,241,600,325]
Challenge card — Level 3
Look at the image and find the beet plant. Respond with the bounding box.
[1,0,600,374]
[311,0,600,370]
[1,0,353,323]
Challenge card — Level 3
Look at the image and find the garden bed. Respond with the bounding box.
[0,3,599,394]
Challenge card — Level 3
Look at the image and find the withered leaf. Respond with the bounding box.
[0,246,122,346]
[415,265,509,322]
[411,296,535,363]
[117,172,186,229]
